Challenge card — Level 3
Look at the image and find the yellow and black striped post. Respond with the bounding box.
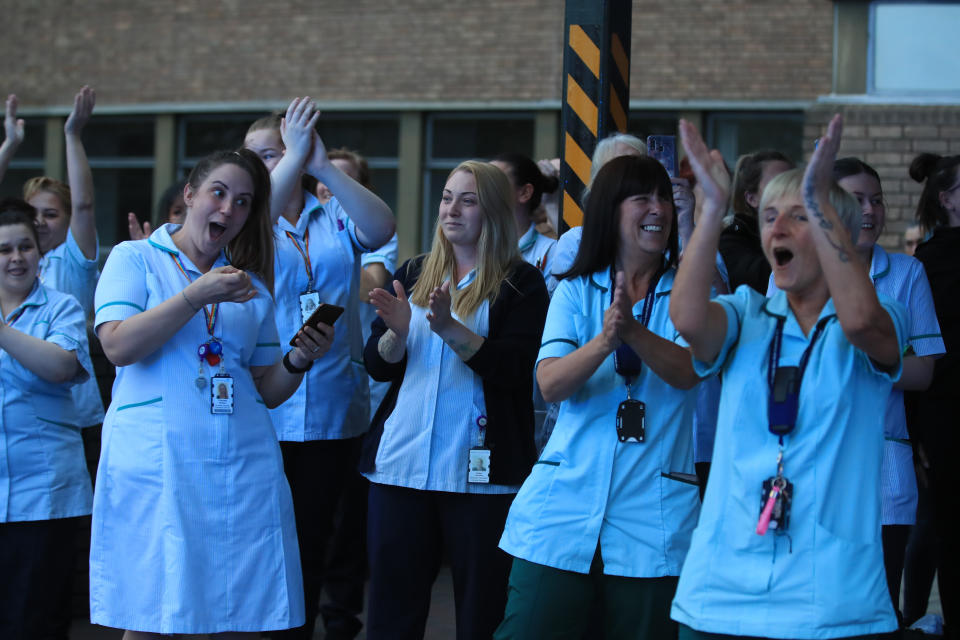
[559,0,632,233]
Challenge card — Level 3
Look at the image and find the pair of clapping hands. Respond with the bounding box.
[369,280,455,340]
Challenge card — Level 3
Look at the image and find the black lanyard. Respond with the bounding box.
[612,265,665,384]
[766,315,829,442]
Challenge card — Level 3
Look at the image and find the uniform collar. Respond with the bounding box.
[452,268,478,290]
[3,280,46,322]
[761,289,837,324]
[588,263,674,297]
[869,244,890,282]
[518,223,538,253]
[147,223,229,274]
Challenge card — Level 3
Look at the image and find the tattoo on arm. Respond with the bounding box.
[378,329,406,363]
[442,336,480,360]
[803,181,850,263]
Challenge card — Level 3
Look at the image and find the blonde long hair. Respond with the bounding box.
[410,161,520,317]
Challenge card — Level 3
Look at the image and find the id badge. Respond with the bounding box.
[211,374,234,415]
[758,476,793,533]
[468,448,491,483]
[769,366,799,436]
[299,291,321,325]
[616,399,646,443]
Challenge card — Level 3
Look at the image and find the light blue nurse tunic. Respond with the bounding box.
[499,267,700,577]
[39,229,105,427]
[270,193,370,441]
[1,281,93,523]
[671,286,906,639]
[89,225,303,634]
[518,222,558,294]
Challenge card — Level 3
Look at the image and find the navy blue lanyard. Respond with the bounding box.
[612,265,664,383]
[766,315,828,441]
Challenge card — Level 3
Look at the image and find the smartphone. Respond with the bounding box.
[288,303,345,347]
[647,135,678,178]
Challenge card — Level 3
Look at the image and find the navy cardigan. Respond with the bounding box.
[361,255,550,486]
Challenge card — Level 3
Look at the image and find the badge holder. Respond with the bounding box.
[616,386,646,443]
[468,416,490,484]
[211,370,234,415]
[299,290,321,325]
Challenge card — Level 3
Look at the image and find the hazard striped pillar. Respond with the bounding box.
[559,0,632,233]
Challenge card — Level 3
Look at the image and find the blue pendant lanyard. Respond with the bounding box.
[766,316,829,443]
[612,263,665,394]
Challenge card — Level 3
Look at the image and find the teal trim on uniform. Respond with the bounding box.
[872,263,891,281]
[518,229,538,254]
[534,460,561,466]
[46,332,79,344]
[96,300,146,314]
[37,417,77,428]
[588,274,609,292]
[256,342,281,347]
[33,320,51,325]
[256,398,266,405]
[541,337,579,349]
[885,436,910,445]
[351,358,364,366]
[910,333,942,341]
[117,397,163,411]
[148,237,178,255]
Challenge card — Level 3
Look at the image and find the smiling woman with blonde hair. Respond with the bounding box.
[362,160,549,639]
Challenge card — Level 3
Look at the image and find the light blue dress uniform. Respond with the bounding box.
[519,222,558,294]
[767,245,944,525]
[89,225,303,634]
[39,229,105,427]
[364,270,518,495]
[1,281,93,522]
[270,193,369,441]
[551,225,582,279]
[360,233,398,415]
[671,287,906,639]
[499,268,700,577]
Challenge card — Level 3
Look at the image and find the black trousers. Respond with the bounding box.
[272,436,363,640]
[0,517,83,640]
[365,483,514,640]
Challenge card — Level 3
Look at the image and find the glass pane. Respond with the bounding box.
[16,122,46,158]
[183,116,258,160]
[873,4,960,93]
[369,168,398,214]
[84,119,154,157]
[318,118,399,158]
[708,113,804,168]
[92,168,153,246]
[0,168,43,199]
[422,169,449,252]
[431,117,534,160]
[627,113,678,139]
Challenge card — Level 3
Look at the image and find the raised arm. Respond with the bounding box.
[801,115,899,367]
[268,97,319,224]
[306,130,395,249]
[0,94,25,184]
[669,120,731,362]
[64,86,97,259]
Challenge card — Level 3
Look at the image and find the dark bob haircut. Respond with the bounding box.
[560,154,677,280]
[0,197,40,247]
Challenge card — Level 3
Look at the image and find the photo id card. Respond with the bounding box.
[211,374,234,415]
[468,448,491,484]
[299,291,321,325]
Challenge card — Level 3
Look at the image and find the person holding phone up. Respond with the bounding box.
[89,149,332,638]
[495,155,702,639]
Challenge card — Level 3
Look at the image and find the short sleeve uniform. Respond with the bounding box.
[671,287,906,639]
[1,282,94,523]
[39,229,105,426]
[88,225,303,634]
[270,193,370,441]
[499,268,700,577]
[519,223,559,295]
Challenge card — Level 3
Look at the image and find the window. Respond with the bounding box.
[705,112,804,168]
[422,113,535,251]
[627,112,678,140]
[869,2,960,94]
[0,122,46,199]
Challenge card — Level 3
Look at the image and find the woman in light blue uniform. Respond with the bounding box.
[90,149,333,638]
[496,155,702,639]
[245,99,395,640]
[0,201,94,640]
[767,157,944,623]
[670,117,905,639]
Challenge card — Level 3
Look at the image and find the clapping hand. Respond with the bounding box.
[280,97,320,164]
[426,281,453,334]
[678,119,730,219]
[369,280,412,339]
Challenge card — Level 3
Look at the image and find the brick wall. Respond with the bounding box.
[804,105,960,251]
[1,0,831,108]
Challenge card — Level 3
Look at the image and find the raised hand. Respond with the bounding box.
[64,86,95,135]
[803,114,843,205]
[187,266,258,307]
[4,94,25,147]
[369,280,412,338]
[678,119,730,216]
[426,280,453,334]
[672,177,695,248]
[306,130,331,178]
[127,212,152,241]
[279,97,320,163]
